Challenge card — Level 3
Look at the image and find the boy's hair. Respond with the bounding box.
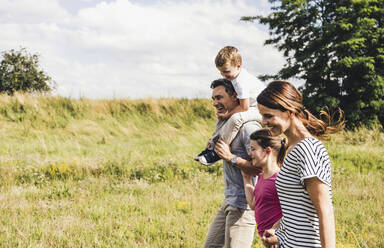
[215,46,242,67]
[210,78,236,96]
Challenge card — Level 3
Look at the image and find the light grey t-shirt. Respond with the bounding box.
[224,121,262,209]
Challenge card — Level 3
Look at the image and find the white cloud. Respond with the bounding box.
[0,0,70,23]
[0,0,286,99]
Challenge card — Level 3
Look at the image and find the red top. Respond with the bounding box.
[254,172,282,237]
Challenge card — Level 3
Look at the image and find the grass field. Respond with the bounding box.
[0,93,383,247]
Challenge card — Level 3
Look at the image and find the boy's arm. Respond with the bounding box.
[217,98,249,120]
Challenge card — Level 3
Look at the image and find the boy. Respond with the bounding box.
[195,46,266,165]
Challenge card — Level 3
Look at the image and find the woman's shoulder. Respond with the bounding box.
[296,137,324,149]
[289,137,327,158]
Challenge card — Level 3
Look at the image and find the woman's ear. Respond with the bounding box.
[265,147,272,155]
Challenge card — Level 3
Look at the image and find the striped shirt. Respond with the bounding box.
[275,137,332,247]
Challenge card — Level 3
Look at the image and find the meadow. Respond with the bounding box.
[0,93,383,247]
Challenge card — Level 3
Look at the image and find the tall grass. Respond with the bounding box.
[0,93,383,247]
[0,93,216,184]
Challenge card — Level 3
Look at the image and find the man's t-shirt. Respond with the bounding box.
[224,121,261,209]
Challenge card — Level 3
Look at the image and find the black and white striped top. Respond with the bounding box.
[275,137,332,247]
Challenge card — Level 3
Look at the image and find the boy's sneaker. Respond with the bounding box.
[198,150,221,166]
[194,148,210,161]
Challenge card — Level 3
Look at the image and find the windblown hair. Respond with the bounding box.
[257,80,344,138]
[210,78,236,96]
[250,129,288,167]
[215,46,242,67]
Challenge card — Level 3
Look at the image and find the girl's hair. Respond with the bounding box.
[257,80,344,137]
[250,129,288,167]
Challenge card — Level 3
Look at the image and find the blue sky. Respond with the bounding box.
[1,0,288,99]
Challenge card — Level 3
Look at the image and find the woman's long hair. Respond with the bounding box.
[250,129,288,167]
[257,80,344,137]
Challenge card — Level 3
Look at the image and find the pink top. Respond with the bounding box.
[254,172,282,237]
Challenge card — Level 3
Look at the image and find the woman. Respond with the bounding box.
[257,80,343,248]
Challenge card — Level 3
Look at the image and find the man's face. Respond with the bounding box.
[217,62,241,81]
[212,85,238,115]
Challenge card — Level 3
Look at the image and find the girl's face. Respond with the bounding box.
[249,140,268,167]
[258,104,291,136]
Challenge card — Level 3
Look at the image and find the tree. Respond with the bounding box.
[0,48,55,95]
[243,0,384,129]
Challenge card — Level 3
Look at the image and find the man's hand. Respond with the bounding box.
[262,229,279,248]
[215,139,262,176]
[214,139,234,161]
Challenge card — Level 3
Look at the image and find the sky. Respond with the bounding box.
[0,0,288,99]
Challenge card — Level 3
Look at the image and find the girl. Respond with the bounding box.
[257,80,344,248]
[242,129,287,238]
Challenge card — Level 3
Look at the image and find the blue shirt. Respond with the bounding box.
[224,121,261,209]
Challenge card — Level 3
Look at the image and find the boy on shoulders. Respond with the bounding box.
[195,46,265,165]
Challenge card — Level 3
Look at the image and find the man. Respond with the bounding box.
[204,78,262,248]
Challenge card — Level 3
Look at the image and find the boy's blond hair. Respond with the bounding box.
[215,46,242,67]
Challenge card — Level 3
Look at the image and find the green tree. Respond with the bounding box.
[243,0,384,129]
[0,48,55,95]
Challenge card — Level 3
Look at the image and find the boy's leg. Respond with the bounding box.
[195,118,226,162]
[219,107,260,145]
[224,204,256,248]
[204,201,227,248]
[197,118,227,165]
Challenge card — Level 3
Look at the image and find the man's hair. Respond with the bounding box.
[210,78,236,96]
[215,46,242,67]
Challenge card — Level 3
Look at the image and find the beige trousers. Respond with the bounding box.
[204,201,256,248]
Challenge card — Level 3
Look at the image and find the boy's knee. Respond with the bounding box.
[229,113,244,127]
[230,112,242,120]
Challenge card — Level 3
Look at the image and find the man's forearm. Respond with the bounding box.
[232,157,260,175]
[214,139,261,175]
